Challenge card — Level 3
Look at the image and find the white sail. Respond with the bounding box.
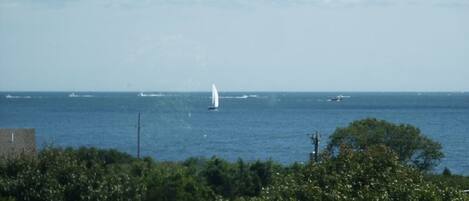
[211,84,219,108]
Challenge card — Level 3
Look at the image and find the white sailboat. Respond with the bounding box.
[208,84,219,110]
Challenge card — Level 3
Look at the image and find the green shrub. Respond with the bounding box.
[0,143,466,200]
[327,118,444,171]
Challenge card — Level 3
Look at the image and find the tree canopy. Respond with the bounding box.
[327,118,444,171]
[2,120,468,200]
[0,145,467,201]
[256,146,465,201]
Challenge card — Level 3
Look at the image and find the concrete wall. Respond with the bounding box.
[0,128,36,158]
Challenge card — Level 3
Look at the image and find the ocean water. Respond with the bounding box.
[1,92,468,174]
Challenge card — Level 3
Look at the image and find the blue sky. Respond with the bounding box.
[0,0,468,91]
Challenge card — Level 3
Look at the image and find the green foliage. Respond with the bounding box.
[0,144,466,201]
[0,197,15,201]
[144,162,215,201]
[0,148,280,201]
[256,146,466,201]
[190,157,278,199]
[327,118,444,171]
[69,147,135,165]
[425,169,469,191]
[0,147,144,201]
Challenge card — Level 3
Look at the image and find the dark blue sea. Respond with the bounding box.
[1,92,468,174]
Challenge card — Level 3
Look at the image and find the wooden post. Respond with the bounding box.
[137,112,141,159]
[314,132,320,162]
[309,131,320,162]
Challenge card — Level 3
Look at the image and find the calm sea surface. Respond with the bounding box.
[1,92,468,174]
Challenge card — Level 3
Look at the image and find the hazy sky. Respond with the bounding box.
[1,0,468,91]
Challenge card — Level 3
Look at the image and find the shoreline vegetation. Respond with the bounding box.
[1,119,469,200]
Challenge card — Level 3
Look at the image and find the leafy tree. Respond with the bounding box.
[199,157,279,199]
[1,142,466,201]
[256,145,466,201]
[327,118,444,171]
[0,147,144,201]
[202,157,236,198]
[144,163,215,201]
[425,170,469,192]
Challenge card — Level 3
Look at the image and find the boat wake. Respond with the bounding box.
[69,93,94,98]
[5,94,32,99]
[221,94,259,99]
[138,92,165,97]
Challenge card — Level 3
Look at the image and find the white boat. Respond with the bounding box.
[328,96,342,102]
[208,84,219,110]
[68,93,79,98]
[327,95,350,102]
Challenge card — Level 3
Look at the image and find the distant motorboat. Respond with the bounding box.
[328,95,349,102]
[328,96,342,102]
[68,93,93,98]
[208,84,219,111]
[69,93,79,98]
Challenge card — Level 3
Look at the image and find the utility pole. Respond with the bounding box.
[137,112,141,159]
[309,131,320,162]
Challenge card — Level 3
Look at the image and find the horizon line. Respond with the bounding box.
[0,90,467,93]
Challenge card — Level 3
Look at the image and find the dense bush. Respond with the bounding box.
[327,118,444,171]
[1,146,467,201]
[1,119,468,200]
[0,147,145,201]
[254,145,466,201]
[424,169,469,192]
[0,147,283,201]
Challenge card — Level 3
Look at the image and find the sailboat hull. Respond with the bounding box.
[208,106,218,111]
